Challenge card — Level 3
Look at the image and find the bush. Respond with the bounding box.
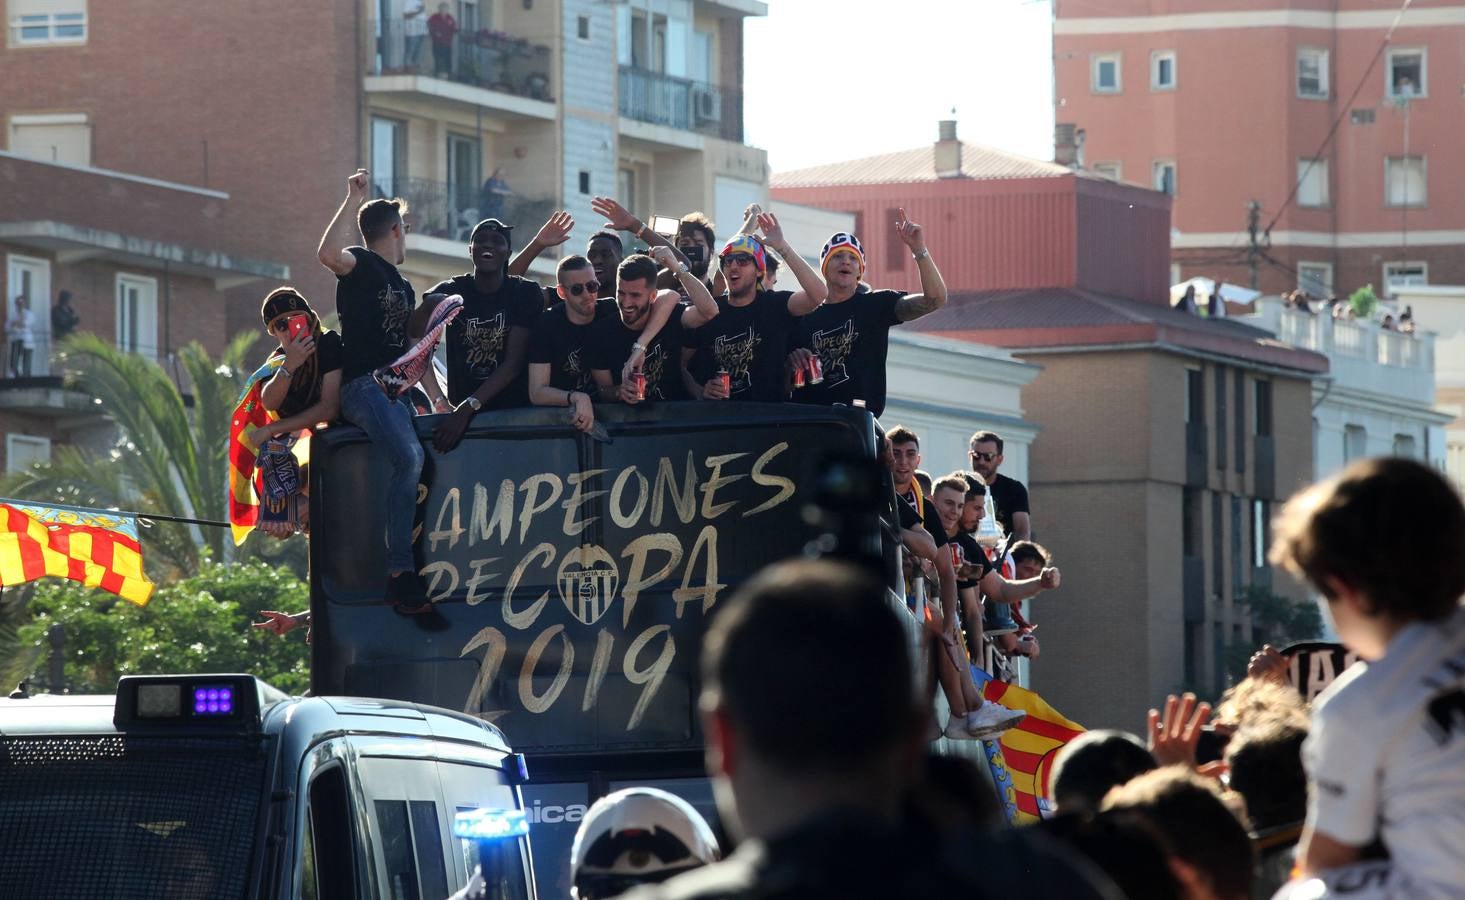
[17,561,310,696]
[1349,284,1378,320]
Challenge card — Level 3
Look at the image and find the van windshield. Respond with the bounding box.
[0,733,266,899]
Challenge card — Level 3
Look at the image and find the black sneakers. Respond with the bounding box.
[386,570,432,614]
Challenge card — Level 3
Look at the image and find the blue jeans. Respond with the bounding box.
[340,374,424,574]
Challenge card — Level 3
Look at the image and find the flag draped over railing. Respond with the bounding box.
[972,667,1085,824]
[0,501,154,604]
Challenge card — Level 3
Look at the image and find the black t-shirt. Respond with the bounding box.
[987,473,1030,537]
[793,288,904,416]
[275,329,344,419]
[684,289,799,402]
[430,273,543,408]
[954,531,996,592]
[587,305,689,401]
[527,299,615,394]
[336,247,415,382]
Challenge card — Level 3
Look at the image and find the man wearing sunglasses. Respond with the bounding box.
[969,430,1030,542]
[528,255,615,433]
[788,208,946,417]
[681,212,827,402]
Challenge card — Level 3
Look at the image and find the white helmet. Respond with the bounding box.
[1271,860,1409,900]
[570,787,720,900]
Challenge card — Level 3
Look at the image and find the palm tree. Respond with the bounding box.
[0,331,280,574]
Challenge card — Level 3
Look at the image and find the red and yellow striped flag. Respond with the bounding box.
[228,356,283,546]
[972,668,1086,824]
[0,502,154,605]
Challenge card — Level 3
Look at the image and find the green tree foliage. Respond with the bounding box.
[14,561,310,696]
[1348,284,1379,320]
[1223,585,1325,683]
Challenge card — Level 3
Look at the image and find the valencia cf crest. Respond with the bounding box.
[556,544,620,626]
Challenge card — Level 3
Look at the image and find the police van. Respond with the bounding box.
[0,673,536,899]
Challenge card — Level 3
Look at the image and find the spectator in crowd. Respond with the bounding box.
[528,255,613,433]
[7,295,34,377]
[588,248,718,404]
[1206,282,1226,318]
[1381,313,1396,331]
[1001,539,1052,658]
[681,215,827,403]
[618,559,997,898]
[402,0,427,69]
[1269,457,1465,895]
[50,289,79,342]
[1173,284,1199,315]
[786,209,948,417]
[427,218,543,453]
[427,2,457,77]
[1039,810,1183,900]
[968,430,1031,541]
[1399,305,1416,335]
[317,168,438,610]
[762,252,779,290]
[1049,729,1158,816]
[886,425,927,517]
[584,230,624,301]
[673,211,718,293]
[246,288,343,537]
[1224,718,1310,898]
[1102,767,1255,900]
[478,168,511,222]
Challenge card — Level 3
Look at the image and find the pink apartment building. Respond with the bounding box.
[1053,0,1465,298]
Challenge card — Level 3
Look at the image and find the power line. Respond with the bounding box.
[1,497,230,530]
[1263,0,1415,238]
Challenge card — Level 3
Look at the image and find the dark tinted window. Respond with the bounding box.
[375,800,420,900]
[409,801,449,900]
[307,766,356,900]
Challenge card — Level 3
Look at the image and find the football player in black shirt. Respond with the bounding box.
[528,255,613,433]
[968,429,1032,541]
[787,208,947,416]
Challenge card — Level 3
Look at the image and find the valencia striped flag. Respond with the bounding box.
[971,667,1085,824]
[228,356,283,546]
[0,502,154,605]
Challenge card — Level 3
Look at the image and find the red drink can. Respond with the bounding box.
[949,542,962,568]
[809,356,824,384]
[792,363,806,388]
[628,370,646,401]
[715,369,731,396]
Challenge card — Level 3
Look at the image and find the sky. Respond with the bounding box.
[743,0,1056,174]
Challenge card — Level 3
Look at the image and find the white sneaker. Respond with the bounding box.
[943,717,983,741]
[964,703,1027,740]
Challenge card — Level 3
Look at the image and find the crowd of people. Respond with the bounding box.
[4,289,78,378]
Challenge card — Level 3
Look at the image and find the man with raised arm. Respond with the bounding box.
[788,208,947,417]
[528,255,614,433]
[588,247,719,405]
[316,168,437,611]
[428,218,544,453]
[678,213,827,402]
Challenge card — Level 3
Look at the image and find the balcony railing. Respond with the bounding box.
[618,66,743,142]
[1251,299,1437,405]
[378,177,556,243]
[369,19,553,103]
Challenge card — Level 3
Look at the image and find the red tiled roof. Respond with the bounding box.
[905,288,1329,374]
[770,142,1083,188]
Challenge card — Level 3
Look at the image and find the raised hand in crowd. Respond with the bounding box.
[1039,566,1061,590]
[1147,692,1212,768]
[253,610,308,638]
[591,196,639,233]
[893,206,925,253]
[1246,643,1288,684]
[508,210,576,279]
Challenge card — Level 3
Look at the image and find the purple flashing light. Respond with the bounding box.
[193,685,236,717]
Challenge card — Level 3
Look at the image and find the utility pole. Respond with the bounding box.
[1246,200,1262,291]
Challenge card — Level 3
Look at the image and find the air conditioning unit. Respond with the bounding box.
[692,87,721,124]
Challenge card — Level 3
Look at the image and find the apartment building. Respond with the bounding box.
[1053,0,1465,299]
[2,0,767,465]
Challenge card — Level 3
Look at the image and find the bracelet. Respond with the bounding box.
[912,249,930,262]
[565,390,576,407]
[631,342,646,353]
[280,366,293,379]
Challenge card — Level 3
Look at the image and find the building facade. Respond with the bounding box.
[1053,0,1465,299]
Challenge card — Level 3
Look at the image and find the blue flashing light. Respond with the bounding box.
[453,808,529,841]
[192,685,235,717]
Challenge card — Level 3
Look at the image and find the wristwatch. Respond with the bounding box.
[465,396,482,412]
[676,262,691,276]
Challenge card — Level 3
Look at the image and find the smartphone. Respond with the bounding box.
[649,215,681,238]
[286,314,310,342]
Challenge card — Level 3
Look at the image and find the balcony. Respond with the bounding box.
[0,375,101,420]
[1251,300,1436,405]
[618,66,743,142]
[385,177,555,243]
[366,20,555,119]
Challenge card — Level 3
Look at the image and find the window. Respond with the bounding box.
[617,167,635,213]
[6,434,51,474]
[7,253,51,375]
[1092,161,1121,181]
[305,766,357,900]
[1386,156,1425,207]
[1296,158,1329,207]
[1297,262,1333,297]
[1171,262,1182,285]
[1186,367,1204,424]
[1393,433,1417,457]
[690,29,714,84]
[1251,499,1270,568]
[1254,380,1273,437]
[577,170,590,194]
[1344,425,1367,461]
[1215,364,1228,470]
[8,113,90,166]
[446,133,481,227]
[115,273,158,359]
[1297,48,1329,98]
[8,1,86,46]
[1231,495,1244,592]
[576,14,590,40]
[369,116,406,198]
[1383,262,1427,289]
[1182,488,1202,557]
[1091,54,1121,93]
[1153,160,1176,195]
[1211,494,1224,595]
[1151,50,1176,89]
[1386,48,1425,98]
[1234,369,1246,473]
